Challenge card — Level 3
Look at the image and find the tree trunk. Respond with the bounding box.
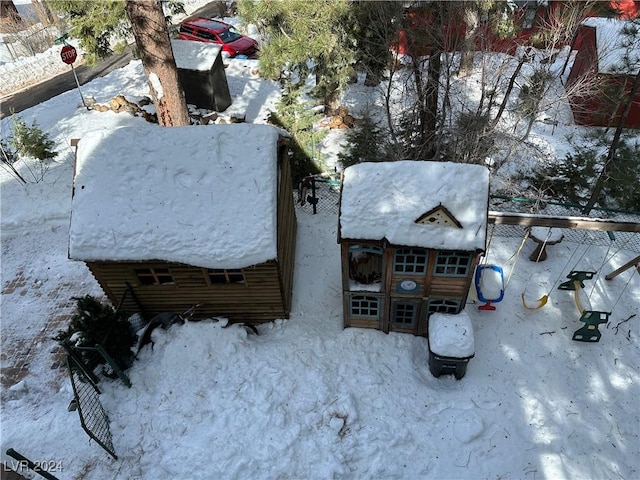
[125,0,190,127]
[459,4,478,75]
[582,69,640,214]
[491,50,529,128]
[423,48,441,158]
[31,0,54,26]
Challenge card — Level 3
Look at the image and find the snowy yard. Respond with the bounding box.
[1,7,639,479]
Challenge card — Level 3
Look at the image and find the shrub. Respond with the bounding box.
[338,110,384,168]
[5,114,58,183]
[54,295,135,376]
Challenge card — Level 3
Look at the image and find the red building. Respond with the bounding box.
[566,17,640,129]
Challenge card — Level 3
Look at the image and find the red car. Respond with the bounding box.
[178,17,258,58]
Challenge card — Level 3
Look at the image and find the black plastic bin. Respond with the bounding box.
[428,311,475,380]
[428,350,474,380]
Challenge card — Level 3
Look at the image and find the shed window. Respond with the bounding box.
[427,299,461,315]
[135,268,174,285]
[393,248,428,274]
[349,295,381,318]
[433,251,472,277]
[348,244,383,285]
[207,269,245,284]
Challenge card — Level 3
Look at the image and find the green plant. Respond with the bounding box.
[338,110,384,168]
[267,84,326,181]
[523,130,640,210]
[8,114,57,182]
[54,295,135,375]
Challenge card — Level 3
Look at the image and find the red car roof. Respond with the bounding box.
[182,17,231,32]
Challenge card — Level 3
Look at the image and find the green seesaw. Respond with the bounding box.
[558,271,610,343]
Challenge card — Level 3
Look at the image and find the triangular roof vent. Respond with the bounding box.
[415,204,462,228]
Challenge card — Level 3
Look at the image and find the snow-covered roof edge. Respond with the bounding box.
[69,123,289,270]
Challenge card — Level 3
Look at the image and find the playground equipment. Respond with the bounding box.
[475,264,504,310]
[558,271,611,342]
[474,226,528,311]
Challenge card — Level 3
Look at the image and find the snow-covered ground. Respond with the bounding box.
[1,6,639,480]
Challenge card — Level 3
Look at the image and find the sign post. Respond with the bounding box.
[59,43,89,109]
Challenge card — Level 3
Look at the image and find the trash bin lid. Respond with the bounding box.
[428,311,475,358]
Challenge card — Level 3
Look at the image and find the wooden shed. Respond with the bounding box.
[172,39,232,112]
[69,123,296,323]
[338,161,489,336]
[566,17,640,129]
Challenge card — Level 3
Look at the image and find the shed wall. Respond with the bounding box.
[87,260,287,322]
[276,145,297,314]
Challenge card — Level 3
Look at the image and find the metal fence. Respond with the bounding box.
[67,355,118,460]
[294,177,640,253]
[489,196,640,252]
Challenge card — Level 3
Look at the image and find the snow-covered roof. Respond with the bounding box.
[339,161,489,251]
[172,39,222,71]
[580,17,640,75]
[69,123,283,269]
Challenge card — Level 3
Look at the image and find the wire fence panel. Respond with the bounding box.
[294,180,640,252]
[489,196,640,252]
[67,356,117,460]
[295,178,341,216]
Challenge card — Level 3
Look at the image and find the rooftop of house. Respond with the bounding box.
[69,123,284,269]
[581,17,640,75]
[339,160,490,252]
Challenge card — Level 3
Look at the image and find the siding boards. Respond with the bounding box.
[276,145,297,316]
[88,260,287,322]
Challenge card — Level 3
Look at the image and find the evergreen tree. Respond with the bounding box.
[45,0,130,65]
[47,0,189,126]
[54,295,136,375]
[238,0,356,113]
[338,110,384,168]
[267,84,326,181]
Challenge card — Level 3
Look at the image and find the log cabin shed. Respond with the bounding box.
[69,123,296,323]
[338,161,490,336]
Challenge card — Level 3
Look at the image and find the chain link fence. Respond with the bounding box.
[294,178,640,253]
[489,196,640,252]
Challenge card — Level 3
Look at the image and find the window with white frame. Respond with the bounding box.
[433,251,472,277]
[349,295,381,318]
[393,248,428,274]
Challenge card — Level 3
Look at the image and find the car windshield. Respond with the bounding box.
[218,26,243,44]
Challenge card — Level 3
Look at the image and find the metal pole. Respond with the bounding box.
[311,176,317,215]
[70,63,89,110]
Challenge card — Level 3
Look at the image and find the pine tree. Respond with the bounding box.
[239,0,356,113]
[338,111,384,168]
[54,295,135,374]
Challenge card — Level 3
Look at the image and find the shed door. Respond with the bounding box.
[389,299,420,334]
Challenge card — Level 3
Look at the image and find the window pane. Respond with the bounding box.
[393,302,416,324]
[135,268,174,285]
[207,269,244,284]
[350,295,380,318]
[394,248,428,274]
[434,252,471,277]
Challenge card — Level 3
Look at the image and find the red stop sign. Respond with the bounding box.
[61,45,77,65]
